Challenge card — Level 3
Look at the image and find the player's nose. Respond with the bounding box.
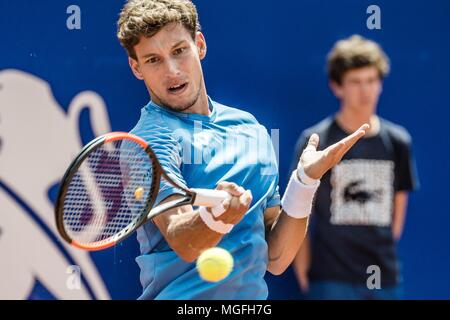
[164,59,181,77]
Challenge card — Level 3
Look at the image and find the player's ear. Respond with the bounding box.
[129,57,144,80]
[329,80,343,99]
[196,32,207,60]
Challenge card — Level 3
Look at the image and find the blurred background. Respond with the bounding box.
[0,0,449,299]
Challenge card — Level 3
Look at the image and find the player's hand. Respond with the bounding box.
[214,181,252,225]
[299,124,370,180]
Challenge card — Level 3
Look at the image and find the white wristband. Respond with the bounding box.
[296,165,319,185]
[198,206,234,234]
[281,169,320,219]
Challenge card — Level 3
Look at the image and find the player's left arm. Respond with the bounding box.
[264,206,308,275]
[265,124,369,275]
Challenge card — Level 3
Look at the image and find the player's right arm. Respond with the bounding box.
[152,182,252,262]
[131,121,253,262]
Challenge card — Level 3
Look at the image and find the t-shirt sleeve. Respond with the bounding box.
[393,130,420,192]
[266,185,281,208]
[130,118,188,206]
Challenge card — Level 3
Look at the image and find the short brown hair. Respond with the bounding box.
[327,35,390,84]
[117,0,201,59]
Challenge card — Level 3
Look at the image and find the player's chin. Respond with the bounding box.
[165,89,197,111]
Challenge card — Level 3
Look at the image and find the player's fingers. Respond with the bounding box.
[208,196,232,218]
[219,198,232,217]
[360,123,370,132]
[239,190,253,208]
[335,131,366,160]
[340,124,369,151]
[304,133,320,152]
[210,199,229,217]
[216,181,245,196]
[326,141,345,157]
[326,124,368,160]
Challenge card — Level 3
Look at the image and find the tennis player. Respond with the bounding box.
[117,0,368,299]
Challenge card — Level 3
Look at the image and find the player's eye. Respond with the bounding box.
[146,57,159,64]
[173,47,186,55]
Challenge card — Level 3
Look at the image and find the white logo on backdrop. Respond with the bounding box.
[0,69,111,299]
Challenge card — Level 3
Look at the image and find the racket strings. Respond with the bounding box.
[63,140,154,245]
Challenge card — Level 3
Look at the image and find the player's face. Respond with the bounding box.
[331,66,382,115]
[129,23,206,112]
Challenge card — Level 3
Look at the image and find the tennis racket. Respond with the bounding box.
[55,132,230,251]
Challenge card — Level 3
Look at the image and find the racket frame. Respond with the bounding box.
[55,132,161,250]
[55,132,219,251]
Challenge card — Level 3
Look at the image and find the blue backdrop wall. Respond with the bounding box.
[0,0,449,299]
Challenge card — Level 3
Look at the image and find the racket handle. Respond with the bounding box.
[191,188,231,208]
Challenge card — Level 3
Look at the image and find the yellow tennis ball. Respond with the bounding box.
[196,247,234,282]
[134,187,144,200]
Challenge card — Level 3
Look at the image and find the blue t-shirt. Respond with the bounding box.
[130,98,280,299]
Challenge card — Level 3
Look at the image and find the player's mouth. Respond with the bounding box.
[167,82,188,95]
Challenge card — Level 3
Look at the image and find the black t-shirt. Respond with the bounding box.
[291,116,419,286]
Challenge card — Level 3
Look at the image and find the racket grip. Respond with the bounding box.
[191,188,231,208]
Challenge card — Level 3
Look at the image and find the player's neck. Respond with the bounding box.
[336,107,379,136]
[191,90,210,116]
[185,81,210,116]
